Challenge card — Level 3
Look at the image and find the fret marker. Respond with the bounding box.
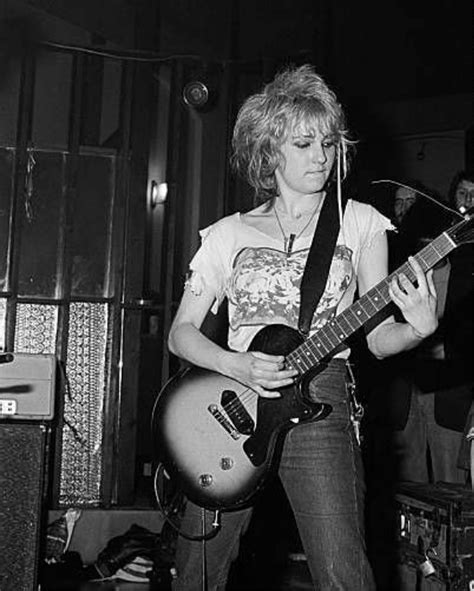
[357,310,361,315]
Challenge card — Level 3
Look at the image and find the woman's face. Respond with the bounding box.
[394,187,417,224]
[454,179,474,213]
[274,121,336,198]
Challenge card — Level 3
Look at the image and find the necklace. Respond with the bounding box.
[273,199,324,256]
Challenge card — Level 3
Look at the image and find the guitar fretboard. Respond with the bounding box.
[287,231,456,374]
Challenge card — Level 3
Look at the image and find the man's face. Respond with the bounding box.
[454,180,474,213]
[394,188,417,224]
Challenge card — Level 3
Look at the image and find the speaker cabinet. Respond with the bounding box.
[0,422,50,591]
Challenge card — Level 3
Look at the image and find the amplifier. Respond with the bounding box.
[0,353,56,421]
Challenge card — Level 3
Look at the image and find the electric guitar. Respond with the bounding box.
[152,214,474,511]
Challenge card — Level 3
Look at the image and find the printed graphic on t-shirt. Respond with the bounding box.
[228,244,353,332]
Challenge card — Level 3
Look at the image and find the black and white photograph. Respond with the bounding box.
[0,1,472,590]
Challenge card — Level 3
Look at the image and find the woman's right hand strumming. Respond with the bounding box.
[219,350,299,399]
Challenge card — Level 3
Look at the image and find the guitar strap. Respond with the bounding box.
[298,184,348,337]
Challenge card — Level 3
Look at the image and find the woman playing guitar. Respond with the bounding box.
[166,64,438,590]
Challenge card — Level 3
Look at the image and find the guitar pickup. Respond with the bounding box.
[208,404,240,440]
[221,389,255,435]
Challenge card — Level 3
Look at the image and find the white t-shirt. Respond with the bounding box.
[187,199,393,354]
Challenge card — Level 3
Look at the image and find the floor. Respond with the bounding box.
[40,480,313,591]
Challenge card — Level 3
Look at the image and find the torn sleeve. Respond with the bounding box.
[185,224,227,314]
[362,205,395,251]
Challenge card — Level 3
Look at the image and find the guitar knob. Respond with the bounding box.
[199,473,213,488]
[220,457,234,471]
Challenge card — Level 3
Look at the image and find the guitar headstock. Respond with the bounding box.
[446,210,474,246]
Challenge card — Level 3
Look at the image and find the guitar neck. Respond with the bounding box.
[287,230,457,373]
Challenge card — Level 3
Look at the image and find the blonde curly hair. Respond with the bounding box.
[231,64,355,200]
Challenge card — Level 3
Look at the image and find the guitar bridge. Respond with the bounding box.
[208,404,240,440]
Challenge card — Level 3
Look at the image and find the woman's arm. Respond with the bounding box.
[357,232,438,359]
[168,279,297,397]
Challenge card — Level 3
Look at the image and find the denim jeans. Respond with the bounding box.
[172,359,375,590]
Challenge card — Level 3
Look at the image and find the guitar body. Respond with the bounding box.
[153,324,332,510]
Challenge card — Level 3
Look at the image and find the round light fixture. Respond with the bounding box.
[182,81,210,109]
